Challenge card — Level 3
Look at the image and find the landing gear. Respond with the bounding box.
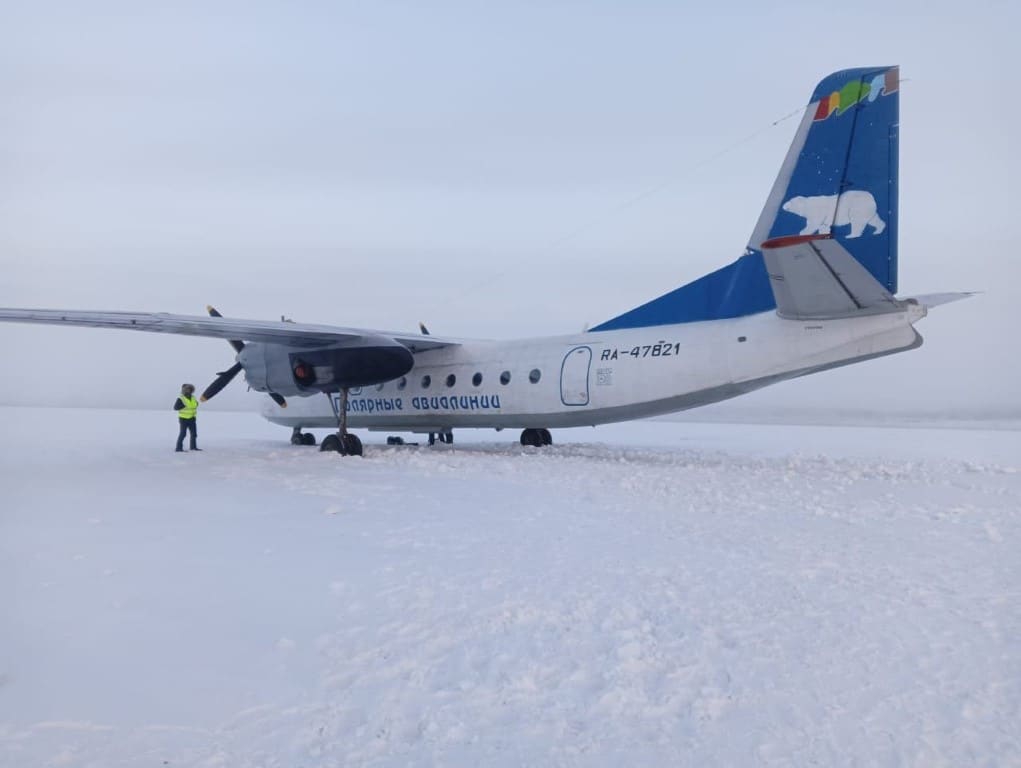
[520,428,552,447]
[341,433,363,455]
[428,431,454,446]
[386,436,420,447]
[320,388,364,457]
[290,427,316,446]
[320,432,363,455]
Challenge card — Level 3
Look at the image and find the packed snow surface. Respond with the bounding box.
[1,406,1019,766]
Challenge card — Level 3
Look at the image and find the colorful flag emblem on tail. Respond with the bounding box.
[814,67,898,121]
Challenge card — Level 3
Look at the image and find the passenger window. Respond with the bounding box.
[500,371,511,385]
[529,368,541,384]
[446,374,456,387]
[397,377,407,390]
[421,375,431,389]
[472,372,483,387]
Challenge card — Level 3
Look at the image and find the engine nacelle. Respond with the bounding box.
[239,336,414,396]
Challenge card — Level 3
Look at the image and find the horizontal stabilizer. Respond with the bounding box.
[903,292,978,309]
[761,234,903,320]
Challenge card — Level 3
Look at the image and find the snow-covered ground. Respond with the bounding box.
[1,406,1019,767]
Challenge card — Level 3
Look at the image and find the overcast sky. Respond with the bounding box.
[1,0,1018,415]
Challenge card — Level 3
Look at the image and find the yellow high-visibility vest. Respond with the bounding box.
[177,395,198,419]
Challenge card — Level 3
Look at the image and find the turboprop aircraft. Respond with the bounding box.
[0,66,971,456]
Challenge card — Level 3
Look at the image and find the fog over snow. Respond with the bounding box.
[1,0,1018,415]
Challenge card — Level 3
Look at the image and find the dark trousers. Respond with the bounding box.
[176,417,197,450]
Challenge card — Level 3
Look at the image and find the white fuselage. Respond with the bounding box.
[262,305,926,433]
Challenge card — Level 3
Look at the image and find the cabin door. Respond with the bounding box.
[560,346,592,406]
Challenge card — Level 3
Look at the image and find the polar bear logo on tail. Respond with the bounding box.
[782,190,886,239]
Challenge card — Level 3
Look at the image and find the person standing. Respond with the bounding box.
[174,383,201,452]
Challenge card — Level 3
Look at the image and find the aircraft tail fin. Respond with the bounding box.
[753,67,901,318]
[591,66,901,331]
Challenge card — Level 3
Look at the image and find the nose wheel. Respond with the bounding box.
[320,388,364,457]
[520,428,552,447]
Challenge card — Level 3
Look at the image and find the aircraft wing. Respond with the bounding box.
[0,307,459,352]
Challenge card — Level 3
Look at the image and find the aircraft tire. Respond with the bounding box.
[341,433,363,456]
[320,434,342,453]
[520,429,543,447]
[538,429,553,446]
[301,432,317,446]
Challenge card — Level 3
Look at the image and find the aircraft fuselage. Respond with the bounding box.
[263,304,926,433]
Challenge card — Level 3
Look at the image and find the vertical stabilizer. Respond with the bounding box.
[751,66,900,293]
[591,66,900,332]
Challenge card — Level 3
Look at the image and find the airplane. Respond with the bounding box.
[0,66,971,456]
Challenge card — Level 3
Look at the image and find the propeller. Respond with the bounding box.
[200,362,243,401]
[201,306,286,408]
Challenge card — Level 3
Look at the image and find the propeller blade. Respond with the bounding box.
[206,305,245,353]
[200,362,243,402]
[205,305,284,407]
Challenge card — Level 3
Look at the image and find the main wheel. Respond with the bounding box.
[320,434,342,452]
[341,433,363,457]
[520,428,542,447]
[301,432,317,446]
[538,428,553,446]
[291,431,304,446]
